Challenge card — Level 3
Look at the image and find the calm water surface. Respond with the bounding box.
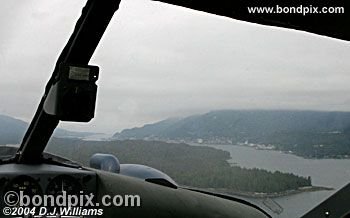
[194,144,350,218]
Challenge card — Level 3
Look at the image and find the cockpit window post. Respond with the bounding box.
[15,0,121,164]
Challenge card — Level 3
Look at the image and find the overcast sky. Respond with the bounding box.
[1,0,349,134]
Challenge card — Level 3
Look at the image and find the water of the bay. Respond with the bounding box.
[193,144,350,218]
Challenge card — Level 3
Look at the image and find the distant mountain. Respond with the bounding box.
[113,118,181,140]
[0,114,96,145]
[113,110,350,158]
[0,115,28,145]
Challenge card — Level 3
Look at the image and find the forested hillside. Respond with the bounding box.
[47,138,311,193]
[114,110,350,158]
[0,114,96,145]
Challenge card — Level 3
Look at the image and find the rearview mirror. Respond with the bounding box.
[43,63,99,122]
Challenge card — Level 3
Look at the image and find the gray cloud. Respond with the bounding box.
[1,0,350,133]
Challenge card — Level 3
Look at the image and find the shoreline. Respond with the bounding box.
[203,186,334,198]
[189,142,350,160]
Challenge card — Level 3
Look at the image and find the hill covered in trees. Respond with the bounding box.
[0,114,97,145]
[46,138,312,194]
[113,110,350,158]
[0,115,27,145]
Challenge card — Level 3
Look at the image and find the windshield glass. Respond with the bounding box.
[1,1,349,217]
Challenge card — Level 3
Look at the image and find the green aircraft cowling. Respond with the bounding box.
[94,169,269,218]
